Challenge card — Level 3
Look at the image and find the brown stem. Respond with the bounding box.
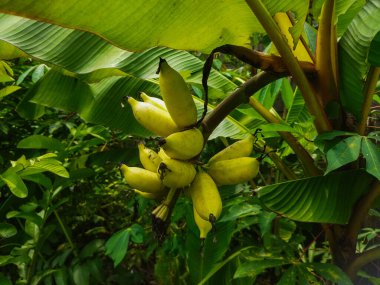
[214,45,316,75]
[346,247,380,280]
[248,97,322,176]
[346,180,380,251]
[358,66,380,135]
[201,71,284,139]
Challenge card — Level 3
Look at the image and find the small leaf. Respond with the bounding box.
[0,167,28,198]
[0,223,17,238]
[219,203,261,222]
[6,210,43,227]
[129,224,144,244]
[325,136,362,174]
[17,135,64,151]
[310,263,353,285]
[72,263,90,285]
[277,267,297,285]
[361,138,380,180]
[21,158,69,178]
[0,273,12,285]
[105,227,131,267]
[0,85,21,98]
[234,259,288,278]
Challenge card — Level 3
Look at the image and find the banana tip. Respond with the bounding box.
[156,57,167,74]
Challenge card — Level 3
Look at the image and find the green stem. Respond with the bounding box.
[249,97,322,176]
[245,0,332,133]
[254,140,298,180]
[54,209,78,256]
[346,246,380,281]
[358,66,380,135]
[315,0,339,106]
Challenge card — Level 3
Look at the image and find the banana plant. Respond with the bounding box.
[0,0,379,283]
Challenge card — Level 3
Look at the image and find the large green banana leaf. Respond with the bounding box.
[0,14,235,99]
[257,170,374,224]
[339,0,380,119]
[0,1,309,53]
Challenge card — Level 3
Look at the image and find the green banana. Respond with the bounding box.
[157,148,196,188]
[128,97,180,137]
[188,170,222,224]
[193,206,212,240]
[120,164,163,193]
[158,58,197,128]
[138,143,162,172]
[208,136,254,164]
[140,92,167,111]
[207,157,259,186]
[160,128,204,160]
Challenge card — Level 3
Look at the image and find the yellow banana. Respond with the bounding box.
[128,97,180,137]
[193,207,212,240]
[158,58,198,128]
[188,170,222,224]
[207,157,259,186]
[120,164,163,193]
[157,148,196,188]
[208,136,254,164]
[160,128,204,160]
[140,92,167,111]
[273,12,313,63]
[133,189,166,200]
[138,143,162,172]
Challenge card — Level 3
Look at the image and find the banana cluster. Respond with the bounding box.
[121,59,260,241]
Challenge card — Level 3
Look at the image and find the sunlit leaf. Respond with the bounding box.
[0,223,17,238]
[0,167,28,198]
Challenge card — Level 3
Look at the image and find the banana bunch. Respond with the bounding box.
[122,58,262,242]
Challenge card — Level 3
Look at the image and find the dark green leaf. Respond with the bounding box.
[6,210,43,227]
[234,259,288,278]
[310,263,353,285]
[369,31,380,66]
[72,263,89,285]
[277,267,297,285]
[257,170,374,224]
[0,273,12,285]
[361,138,380,180]
[0,222,17,238]
[104,227,131,267]
[325,135,362,174]
[219,203,261,222]
[17,135,65,151]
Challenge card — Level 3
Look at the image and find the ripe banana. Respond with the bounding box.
[273,12,313,63]
[138,143,162,172]
[128,97,180,137]
[140,92,167,111]
[207,157,259,186]
[120,164,163,193]
[157,148,196,188]
[158,58,198,128]
[208,136,254,164]
[160,128,204,160]
[188,170,222,224]
[193,206,212,240]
